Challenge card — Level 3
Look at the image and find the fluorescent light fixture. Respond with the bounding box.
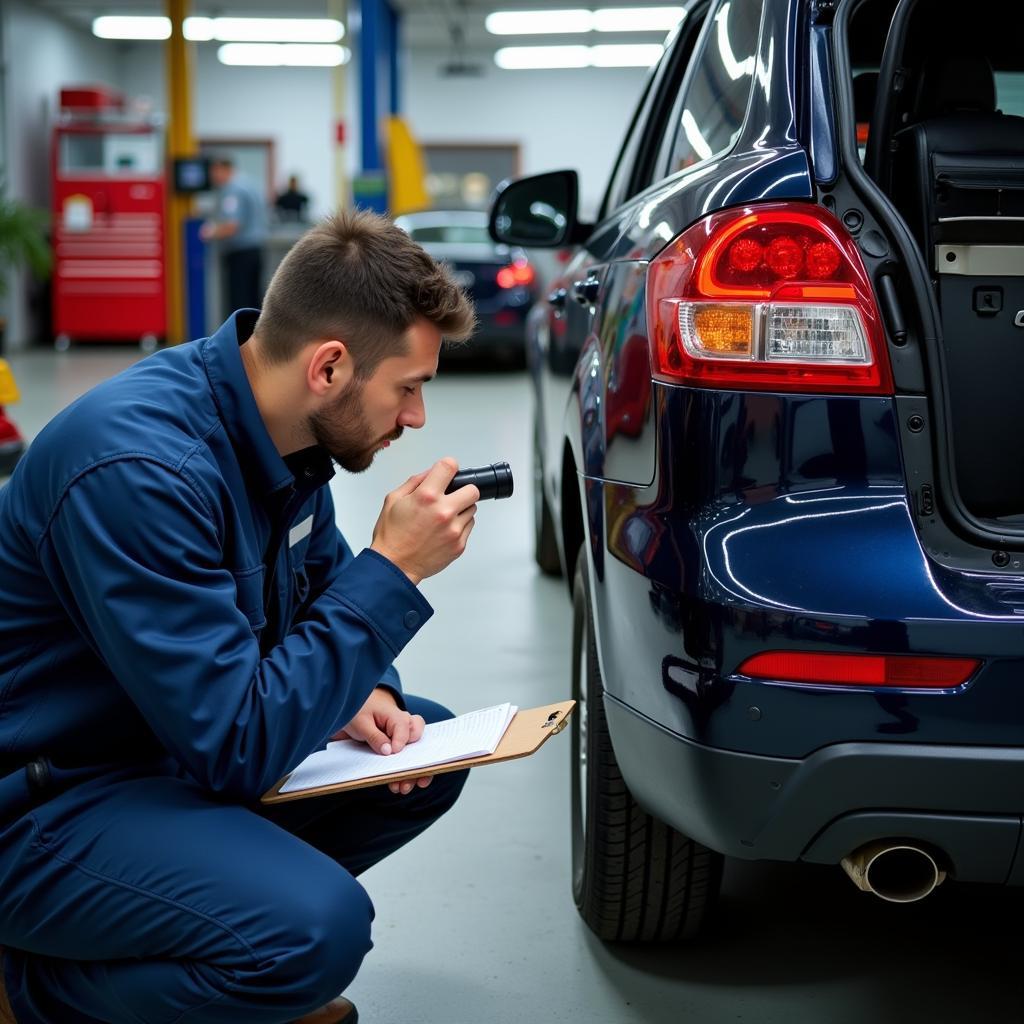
[93,16,170,40]
[217,43,350,67]
[495,43,663,69]
[592,6,684,32]
[184,17,215,41]
[486,9,593,34]
[486,7,685,36]
[205,18,344,43]
[93,16,344,44]
[590,43,665,66]
[495,45,590,69]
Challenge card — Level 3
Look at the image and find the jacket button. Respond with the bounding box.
[403,610,420,629]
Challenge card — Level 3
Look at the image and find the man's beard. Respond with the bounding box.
[308,379,401,472]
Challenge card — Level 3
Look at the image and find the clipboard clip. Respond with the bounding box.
[543,710,568,735]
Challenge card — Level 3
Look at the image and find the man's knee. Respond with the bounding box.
[270,868,374,1011]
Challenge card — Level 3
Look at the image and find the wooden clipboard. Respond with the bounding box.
[261,699,576,804]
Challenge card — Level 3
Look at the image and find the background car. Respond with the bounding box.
[491,0,1024,944]
[394,209,538,365]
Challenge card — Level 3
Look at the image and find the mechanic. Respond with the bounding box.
[0,210,478,1024]
[200,154,269,315]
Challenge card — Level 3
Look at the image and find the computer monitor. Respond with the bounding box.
[173,157,210,193]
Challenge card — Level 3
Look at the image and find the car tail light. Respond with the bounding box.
[647,203,893,394]
[497,259,535,289]
[738,651,980,689]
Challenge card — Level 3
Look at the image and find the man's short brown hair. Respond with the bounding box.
[254,210,476,376]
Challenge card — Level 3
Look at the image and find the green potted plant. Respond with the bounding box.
[0,194,52,352]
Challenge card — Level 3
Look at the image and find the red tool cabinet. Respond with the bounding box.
[51,87,166,348]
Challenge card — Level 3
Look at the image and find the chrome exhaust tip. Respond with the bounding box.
[840,841,946,903]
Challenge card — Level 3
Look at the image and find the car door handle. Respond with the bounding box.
[548,286,567,308]
[573,275,600,305]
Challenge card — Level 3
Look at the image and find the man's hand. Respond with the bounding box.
[331,687,434,795]
[370,458,479,585]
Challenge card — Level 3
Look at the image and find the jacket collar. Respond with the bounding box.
[201,311,334,498]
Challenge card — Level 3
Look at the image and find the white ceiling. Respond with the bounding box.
[34,0,676,52]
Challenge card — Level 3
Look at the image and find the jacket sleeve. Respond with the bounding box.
[302,485,407,707]
[41,457,430,799]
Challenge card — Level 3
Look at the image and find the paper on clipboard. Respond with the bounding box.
[278,702,518,794]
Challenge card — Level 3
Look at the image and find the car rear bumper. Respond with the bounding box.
[604,692,1024,884]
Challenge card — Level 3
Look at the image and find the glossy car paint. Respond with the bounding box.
[528,0,1024,881]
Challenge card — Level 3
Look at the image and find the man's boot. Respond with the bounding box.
[0,949,16,1024]
[291,995,358,1023]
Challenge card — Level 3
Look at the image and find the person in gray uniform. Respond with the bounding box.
[201,155,268,314]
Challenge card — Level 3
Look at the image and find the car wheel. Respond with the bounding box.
[533,429,562,576]
[571,544,723,942]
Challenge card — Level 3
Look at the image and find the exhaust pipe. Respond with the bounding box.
[840,840,947,903]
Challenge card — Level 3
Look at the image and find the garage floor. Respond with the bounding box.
[5,346,1024,1024]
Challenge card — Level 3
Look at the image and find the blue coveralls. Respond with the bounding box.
[0,312,468,1023]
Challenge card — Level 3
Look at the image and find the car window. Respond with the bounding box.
[403,224,490,244]
[600,73,658,222]
[664,0,765,175]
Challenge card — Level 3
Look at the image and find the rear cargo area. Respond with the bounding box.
[849,0,1024,524]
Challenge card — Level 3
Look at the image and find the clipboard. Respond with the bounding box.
[261,700,576,804]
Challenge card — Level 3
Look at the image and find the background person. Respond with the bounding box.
[275,174,310,223]
[200,155,268,314]
[0,211,478,1024]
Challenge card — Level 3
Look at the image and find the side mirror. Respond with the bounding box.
[488,170,581,248]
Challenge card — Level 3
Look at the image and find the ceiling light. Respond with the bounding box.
[486,7,685,36]
[495,43,663,69]
[495,45,590,69]
[92,16,170,40]
[206,18,344,43]
[486,10,593,34]
[592,6,684,31]
[216,43,350,67]
[92,16,344,44]
[589,43,665,66]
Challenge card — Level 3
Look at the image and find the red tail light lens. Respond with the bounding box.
[738,651,980,689]
[647,203,893,394]
[497,260,535,289]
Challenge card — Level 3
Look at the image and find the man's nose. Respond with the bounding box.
[398,395,426,430]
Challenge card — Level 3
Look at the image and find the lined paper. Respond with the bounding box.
[280,703,518,794]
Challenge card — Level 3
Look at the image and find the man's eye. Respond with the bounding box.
[403,386,416,396]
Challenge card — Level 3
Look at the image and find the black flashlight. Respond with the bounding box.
[445,461,514,500]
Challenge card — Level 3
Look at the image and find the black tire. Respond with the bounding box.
[571,545,723,942]
[532,429,562,576]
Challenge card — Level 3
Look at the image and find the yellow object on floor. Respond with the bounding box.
[0,360,20,406]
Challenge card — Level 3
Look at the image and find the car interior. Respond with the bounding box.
[847,0,1024,523]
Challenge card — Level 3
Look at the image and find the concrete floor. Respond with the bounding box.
[5,345,1024,1024]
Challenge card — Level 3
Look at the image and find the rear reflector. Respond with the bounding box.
[738,652,981,689]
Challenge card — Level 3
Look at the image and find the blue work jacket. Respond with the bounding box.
[0,312,431,804]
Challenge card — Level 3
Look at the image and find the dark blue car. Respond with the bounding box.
[490,0,1024,941]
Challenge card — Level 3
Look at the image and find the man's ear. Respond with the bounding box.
[307,340,353,398]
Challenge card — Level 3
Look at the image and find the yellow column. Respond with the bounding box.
[165,0,195,344]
